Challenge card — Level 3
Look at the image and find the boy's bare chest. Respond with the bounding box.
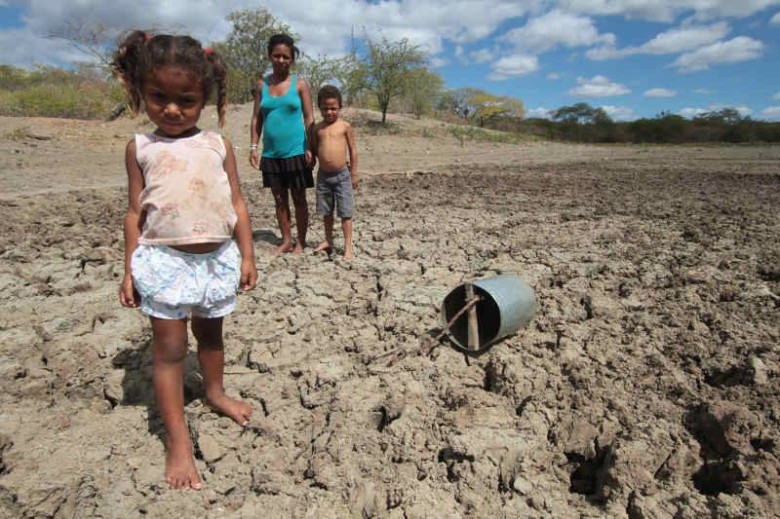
[317,124,345,140]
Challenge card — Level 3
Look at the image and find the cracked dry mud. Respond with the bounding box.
[0,108,779,518]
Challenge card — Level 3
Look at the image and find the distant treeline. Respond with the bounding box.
[489,103,780,144]
[2,61,779,144]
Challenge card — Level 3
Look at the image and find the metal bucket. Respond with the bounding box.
[440,274,535,352]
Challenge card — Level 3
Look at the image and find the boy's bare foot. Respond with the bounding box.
[271,243,294,255]
[165,438,202,490]
[205,393,252,426]
[313,241,332,254]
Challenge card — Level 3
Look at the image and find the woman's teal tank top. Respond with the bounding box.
[260,74,305,159]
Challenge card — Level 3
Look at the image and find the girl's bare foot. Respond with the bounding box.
[313,241,332,254]
[205,392,252,426]
[165,438,202,490]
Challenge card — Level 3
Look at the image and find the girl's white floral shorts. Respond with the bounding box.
[132,240,241,320]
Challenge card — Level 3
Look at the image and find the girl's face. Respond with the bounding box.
[269,43,294,75]
[143,66,204,138]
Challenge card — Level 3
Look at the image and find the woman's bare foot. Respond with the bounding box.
[313,241,332,255]
[205,392,252,426]
[271,242,294,255]
[165,437,202,490]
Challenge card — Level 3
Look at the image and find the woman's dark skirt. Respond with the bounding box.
[261,155,313,189]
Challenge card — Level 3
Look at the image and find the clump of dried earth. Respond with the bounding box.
[0,105,778,518]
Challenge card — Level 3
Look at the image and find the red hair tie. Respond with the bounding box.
[204,48,213,55]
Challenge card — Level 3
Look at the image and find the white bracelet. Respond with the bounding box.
[249,144,258,150]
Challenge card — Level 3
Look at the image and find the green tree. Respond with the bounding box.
[405,68,444,118]
[362,36,426,124]
[695,107,748,125]
[440,87,482,121]
[212,8,293,103]
[471,92,525,127]
[298,54,337,104]
[552,102,609,124]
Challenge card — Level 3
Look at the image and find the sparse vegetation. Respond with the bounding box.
[0,65,123,119]
[3,126,32,140]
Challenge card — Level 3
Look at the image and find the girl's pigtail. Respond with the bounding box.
[112,30,149,116]
[206,49,229,128]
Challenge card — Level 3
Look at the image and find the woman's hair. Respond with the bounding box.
[317,85,342,108]
[267,33,300,62]
[112,31,229,127]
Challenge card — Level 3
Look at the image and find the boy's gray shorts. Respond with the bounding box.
[316,167,354,218]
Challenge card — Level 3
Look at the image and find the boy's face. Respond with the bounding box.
[319,97,340,123]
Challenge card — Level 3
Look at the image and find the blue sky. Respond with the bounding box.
[1,0,779,121]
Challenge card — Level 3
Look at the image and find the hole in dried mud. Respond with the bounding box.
[692,461,743,496]
[750,437,774,452]
[438,447,475,482]
[704,365,752,388]
[515,396,532,417]
[684,407,734,459]
[566,442,615,503]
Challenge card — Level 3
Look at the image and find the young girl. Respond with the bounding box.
[249,33,315,254]
[113,31,257,490]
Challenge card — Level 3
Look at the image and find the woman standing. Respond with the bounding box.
[249,34,314,254]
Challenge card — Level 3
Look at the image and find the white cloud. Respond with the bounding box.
[560,0,779,23]
[641,22,730,54]
[644,88,677,98]
[568,75,630,97]
[772,12,780,24]
[428,56,448,68]
[526,107,553,119]
[679,107,708,118]
[587,22,731,61]
[694,88,715,94]
[2,0,535,67]
[760,106,780,120]
[0,28,87,67]
[502,9,614,53]
[672,36,765,72]
[546,72,561,80]
[488,54,538,80]
[586,45,628,60]
[470,48,493,63]
[600,105,636,121]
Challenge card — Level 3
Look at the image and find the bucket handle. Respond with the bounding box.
[422,295,483,357]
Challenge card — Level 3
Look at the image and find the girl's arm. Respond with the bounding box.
[223,137,258,292]
[346,124,359,190]
[120,139,144,308]
[249,78,264,169]
[298,76,315,166]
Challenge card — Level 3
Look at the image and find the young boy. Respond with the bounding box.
[311,85,358,259]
